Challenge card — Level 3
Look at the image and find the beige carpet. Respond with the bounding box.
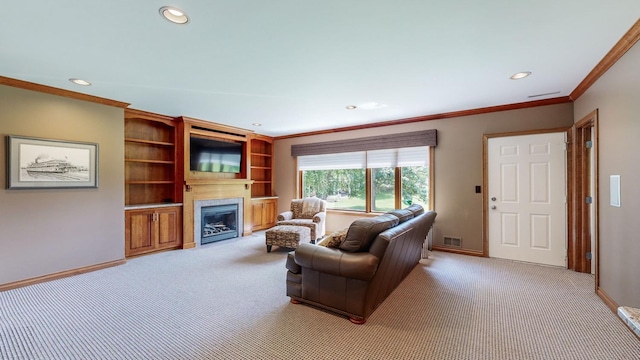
[1,232,639,359]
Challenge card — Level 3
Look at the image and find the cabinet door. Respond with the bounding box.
[252,201,265,230]
[262,199,277,229]
[157,207,182,249]
[125,210,154,257]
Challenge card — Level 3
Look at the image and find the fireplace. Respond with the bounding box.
[200,204,238,245]
[194,197,244,247]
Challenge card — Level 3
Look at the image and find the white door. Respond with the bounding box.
[488,132,566,267]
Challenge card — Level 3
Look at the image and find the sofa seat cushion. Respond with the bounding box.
[339,214,399,252]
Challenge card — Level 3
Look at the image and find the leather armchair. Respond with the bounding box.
[277,197,327,241]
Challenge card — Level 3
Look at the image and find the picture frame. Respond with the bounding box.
[6,135,98,189]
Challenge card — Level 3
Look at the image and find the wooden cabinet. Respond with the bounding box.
[124,109,182,257]
[125,109,180,205]
[125,206,182,257]
[251,198,278,231]
[249,135,274,198]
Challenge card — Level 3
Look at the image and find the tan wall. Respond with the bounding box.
[574,41,640,308]
[0,85,125,285]
[275,103,573,249]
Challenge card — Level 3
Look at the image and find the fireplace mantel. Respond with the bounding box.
[182,178,254,249]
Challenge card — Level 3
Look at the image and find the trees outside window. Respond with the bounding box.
[302,165,430,212]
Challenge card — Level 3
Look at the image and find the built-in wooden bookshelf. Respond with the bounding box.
[249,135,274,198]
[124,109,181,205]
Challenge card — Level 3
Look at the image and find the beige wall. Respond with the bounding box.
[574,41,640,308]
[0,85,125,285]
[274,103,573,250]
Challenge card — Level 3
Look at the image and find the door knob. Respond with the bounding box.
[491,205,497,210]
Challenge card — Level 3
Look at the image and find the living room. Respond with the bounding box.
[1,3,640,358]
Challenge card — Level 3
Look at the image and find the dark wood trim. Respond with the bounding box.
[0,76,130,109]
[275,97,572,140]
[597,286,620,314]
[571,110,599,277]
[571,19,640,101]
[125,108,175,124]
[0,259,126,292]
[431,246,485,257]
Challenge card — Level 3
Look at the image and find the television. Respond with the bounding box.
[190,136,242,173]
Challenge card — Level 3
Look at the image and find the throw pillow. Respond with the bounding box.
[339,214,399,252]
[321,228,347,248]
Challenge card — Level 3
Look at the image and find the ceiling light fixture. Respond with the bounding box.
[345,105,357,110]
[69,78,91,86]
[510,71,532,80]
[252,123,262,126]
[159,6,189,24]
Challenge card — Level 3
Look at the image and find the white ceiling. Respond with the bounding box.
[2,2,639,136]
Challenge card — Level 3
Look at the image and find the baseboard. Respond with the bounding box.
[0,259,126,292]
[596,286,620,314]
[431,246,485,257]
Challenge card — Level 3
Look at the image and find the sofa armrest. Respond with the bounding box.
[312,212,326,224]
[286,251,301,274]
[278,211,293,221]
[294,244,379,281]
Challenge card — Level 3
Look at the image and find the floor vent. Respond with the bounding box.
[444,236,462,247]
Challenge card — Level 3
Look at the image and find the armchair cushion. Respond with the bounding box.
[339,214,399,253]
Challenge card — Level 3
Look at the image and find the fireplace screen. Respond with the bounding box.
[200,204,238,245]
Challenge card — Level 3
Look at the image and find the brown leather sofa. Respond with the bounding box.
[285,205,437,324]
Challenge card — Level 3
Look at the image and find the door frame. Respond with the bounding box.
[570,110,599,277]
[482,127,571,261]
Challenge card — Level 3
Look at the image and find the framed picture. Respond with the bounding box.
[6,135,98,189]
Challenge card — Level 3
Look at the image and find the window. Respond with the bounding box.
[300,146,432,212]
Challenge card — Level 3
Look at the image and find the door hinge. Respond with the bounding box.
[586,252,592,260]
[585,196,593,204]
[585,140,593,149]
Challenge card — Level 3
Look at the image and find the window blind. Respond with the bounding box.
[299,146,428,171]
[366,146,429,168]
[298,151,366,170]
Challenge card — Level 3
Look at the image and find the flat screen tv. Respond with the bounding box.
[190,136,242,173]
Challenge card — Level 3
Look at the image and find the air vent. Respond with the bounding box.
[443,236,462,247]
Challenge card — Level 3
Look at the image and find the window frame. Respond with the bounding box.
[297,149,434,213]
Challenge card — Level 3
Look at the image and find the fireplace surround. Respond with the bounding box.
[194,197,243,246]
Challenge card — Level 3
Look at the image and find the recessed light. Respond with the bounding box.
[159,6,189,24]
[510,71,531,80]
[252,123,262,127]
[346,105,357,110]
[69,78,91,86]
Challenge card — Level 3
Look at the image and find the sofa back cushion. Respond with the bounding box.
[386,208,414,223]
[406,204,425,216]
[339,214,399,252]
